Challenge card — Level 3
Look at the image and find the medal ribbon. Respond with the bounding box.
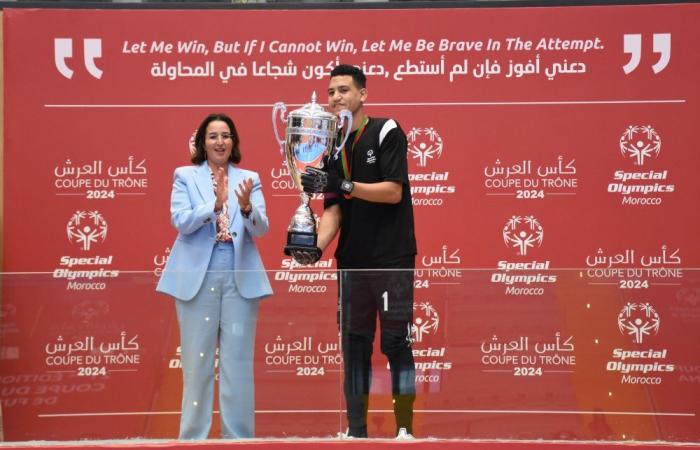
[340,116,369,182]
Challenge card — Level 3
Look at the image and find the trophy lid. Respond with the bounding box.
[288,92,336,121]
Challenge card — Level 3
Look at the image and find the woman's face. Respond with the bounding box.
[204,120,233,168]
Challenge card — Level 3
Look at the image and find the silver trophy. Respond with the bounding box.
[272,92,352,255]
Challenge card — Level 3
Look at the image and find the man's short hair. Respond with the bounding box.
[330,64,366,89]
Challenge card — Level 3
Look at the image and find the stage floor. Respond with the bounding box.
[1,439,700,450]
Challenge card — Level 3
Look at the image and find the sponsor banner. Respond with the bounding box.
[1,3,699,442]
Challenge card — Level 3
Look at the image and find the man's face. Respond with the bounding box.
[327,75,367,116]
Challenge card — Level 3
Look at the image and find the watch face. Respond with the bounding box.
[341,180,353,194]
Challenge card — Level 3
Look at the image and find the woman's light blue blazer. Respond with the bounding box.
[156,162,273,301]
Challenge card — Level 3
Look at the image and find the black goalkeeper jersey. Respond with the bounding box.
[323,117,417,269]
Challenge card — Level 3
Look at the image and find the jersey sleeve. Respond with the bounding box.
[378,120,409,184]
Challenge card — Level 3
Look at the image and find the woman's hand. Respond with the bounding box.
[214,167,228,211]
[236,178,254,211]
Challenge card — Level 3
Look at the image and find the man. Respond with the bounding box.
[295,64,417,439]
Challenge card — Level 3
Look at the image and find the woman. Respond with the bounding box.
[157,113,272,439]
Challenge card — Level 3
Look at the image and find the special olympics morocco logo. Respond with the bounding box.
[407,127,443,167]
[502,215,543,256]
[619,125,661,166]
[411,302,440,343]
[617,302,660,344]
[67,211,108,251]
[188,129,198,156]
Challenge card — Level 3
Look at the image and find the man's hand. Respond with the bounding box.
[300,167,342,194]
[289,247,322,265]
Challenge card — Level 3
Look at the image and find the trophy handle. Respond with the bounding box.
[332,109,353,160]
[272,102,287,155]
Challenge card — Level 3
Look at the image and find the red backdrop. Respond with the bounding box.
[1,4,699,442]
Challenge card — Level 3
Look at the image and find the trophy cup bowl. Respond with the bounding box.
[272,92,352,256]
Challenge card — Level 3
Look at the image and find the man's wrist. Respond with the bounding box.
[240,203,252,217]
[339,179,354,195]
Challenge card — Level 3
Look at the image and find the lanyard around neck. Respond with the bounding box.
[340,116,369,181]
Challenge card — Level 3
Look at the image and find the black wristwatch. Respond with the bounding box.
[340,179,354,195]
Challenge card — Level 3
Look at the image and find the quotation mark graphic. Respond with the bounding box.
[623,33,671,74]
[54,38,103,79]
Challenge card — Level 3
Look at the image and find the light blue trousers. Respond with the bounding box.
[175,242,260,439]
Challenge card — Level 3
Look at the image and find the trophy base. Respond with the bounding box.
[283,231,318,256]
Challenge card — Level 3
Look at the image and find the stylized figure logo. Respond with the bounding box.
[411,302,440,343]
[617,302,660,344]
[72,299,109,323]
[67,211,108,251]
[619,125,661,166]
[623,33,671,75]
[502,215,543,256]
[407,127,443,167]
[188,130,197,156]
[54,38,103,79]
[676,285,700,307]
[0,304,17,320]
